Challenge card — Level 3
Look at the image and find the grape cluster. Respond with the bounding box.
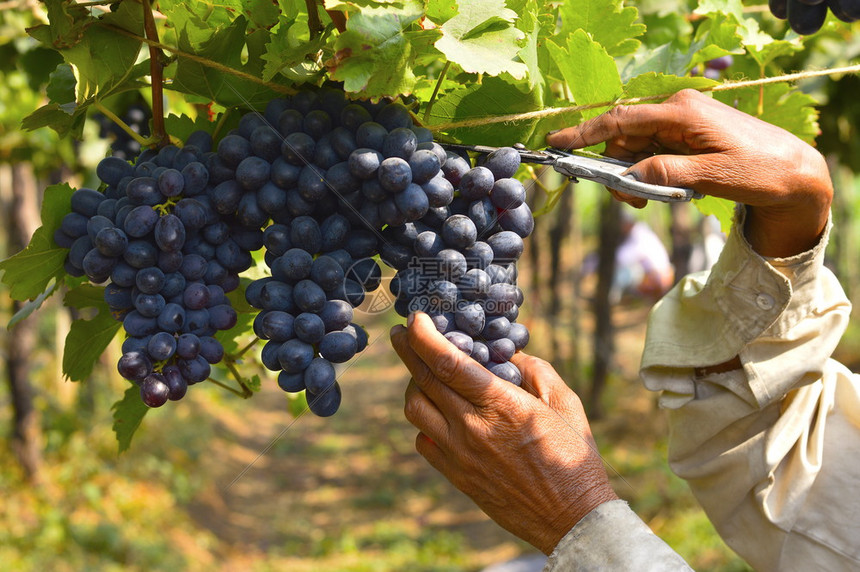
[56,87,535,416]
[769,0,858,34]
[56,132,263,407]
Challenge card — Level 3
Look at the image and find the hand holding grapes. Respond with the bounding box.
[391,312,618,555]
[546,89,833,258]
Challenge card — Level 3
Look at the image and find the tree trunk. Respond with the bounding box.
[3,162,43,481]
[589,196,622,419]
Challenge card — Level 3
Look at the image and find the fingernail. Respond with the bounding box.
[547,129,561,135]
[407,312,415,327]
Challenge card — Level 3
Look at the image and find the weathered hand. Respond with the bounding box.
[547,89,832,257]
[391,312,617,554]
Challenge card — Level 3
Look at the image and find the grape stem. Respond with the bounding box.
[224,357,255,398]
[142,0,169,148]
[305,0,324,39]
[423,61,451,123]
[206,376,249,398]
[236,337,260,359]
[93,101,158,147]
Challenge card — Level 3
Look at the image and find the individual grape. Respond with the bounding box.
[147,331,178,361]
[136,266,165,294]
[375,102,413,131]
[209,304,238,330]
[378,157,413,192]
[459,268,491,301]
[330,126,358,160]
[290,216,323,254]
[487,337,516,363]
[198,336,225,364]
[378,198,407,227]
[482,315,511,340]
[94,227,128,257]
[355,121,388,150]
[498,203,535,238]
[828,0,860,21]
[278,338,315,373]
[344,323,368,352]
[319,331,358,363]
[293,279,327,313]
[140,373,171,407]
[118,350,153,382]
[123,205,159,238]
[303,357,337,394]
[157,302,186,333]
[135,293,166,318]
[508,322,529,351]
[97,157,135,187]
[278,370,306,392]
[178,355,212,383]
[488,361,522,385]
[428,280,459,310]
[343,229,378,259]
[236,156,272,192]
[260,281,296,312]
[408,149,441,184]
[319,300,354,332]
[455,301,486,337]
[217,134,252,169]
[442,214,478,249]
[324,161,358,195]
[157,168,185,198]
[306,382,342,417]
[470,341,490,365]
[163,365,188,400]
[442,154,471,187]
[282,132,316,165]
[154,213,186,252]
[176,333,201,359]
[490,178,526,210]
[71,188,107,217]
[483,147,521,180]
[260,310,296,342]
[421,175,455,208]
[320,213,351,252]
[437,248,468,281]
[310,255,346,291]
[487,230,525,262]
[294,312,326,344]
[249,124,283,163]
[126,177,162,206]
[349,148,384,179]
[430,311,456,334]
[181,161,210,196]
[786,0,828,33]
[174,198,208,231]
[415,230,445,259]
[345,258,382,292]
[468,197,499,236]
[706,55,734,70]
[274,248,314,282]
[444,331,474,354]
[458,167,495,201]
[379,241,414,271]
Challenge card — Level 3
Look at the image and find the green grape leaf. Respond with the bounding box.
[715,83,820,144]
[172,17,282,109]
[622,42,693,79]
[46,63,76,104]
[622,73,717,100]
[21,102,87,138]
[261,15,328,82]
[427,76,544,147]
[327,2,430,96]
[426,0,458,24]
[546,30,623,120]
[63,284,122,382]
[693,196,735,234]
[40,0,91,49]
[112,384,149,454]
[19,47,65,91]
[434,0,528,79]
[0,183,75,301]
[246,374,262,394]
[557,0,645,57]
[8,282,59,329]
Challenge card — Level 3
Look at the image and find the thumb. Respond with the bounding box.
[625,153,724,195]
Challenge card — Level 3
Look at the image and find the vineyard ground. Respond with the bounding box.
[0,297,751,572]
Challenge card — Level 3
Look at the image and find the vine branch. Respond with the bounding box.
[141,0,168,148]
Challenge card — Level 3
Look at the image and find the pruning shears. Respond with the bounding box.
[442,144,703,203]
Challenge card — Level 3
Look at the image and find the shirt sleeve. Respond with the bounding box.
[640,206,860,570]
[542,500,693,571]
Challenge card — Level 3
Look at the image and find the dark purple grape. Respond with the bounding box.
[293,279,327,313]
[278,338,315,373]
[483,147,521,179]
[706,55,734,70]
[458,167,495,201]
[421,175,455,208]
[136,266,165,294]
[786,0,828,33]
[349,148,383,179]
[147,331,177,361]
[303,357,336,394]
[278,370,305,392]
[488,361,522,385]
[319,331,357,363]
[356,121,388,150]
[178,355,211,383]
[163,365,188,400]
[444,330,474,354]
[260,310,295,342]
[490,178,526,210]
[198,336,224,364]
[486,230,524,262]
[118,350,153,382]
[508,322,529,351]
[71,188,107,217]
[471,341,490,365]
[319,300,354,332]
[378,157,412,193]
[455,301,485,337]
[140,373,171,407]
[123,205,159,238]
[394,183,430,221]
[154,213,186,252]
[176,333,201,359]
[306,382,342,417]
[408,149,441,184]
[282,132,316,165]
[217,134,252,169]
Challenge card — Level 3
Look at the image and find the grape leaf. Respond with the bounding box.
[172,17,283,109]
[693,196,735,235]
[261,15,328,82]
[427,76,544,146]
[556,0,645,57]
[46,63,76,105]
[546,30,623,120]
[40,0,91,49]
[426,0,458,24]
[715,83,819,144]
[63,285,122,382]
[0,183,74,301]
[327,2,430,96]
[165,113,215,144]
[112,384,149,454]
[434,0,528,79]
[622,73,717,101]
[21,101,89,139]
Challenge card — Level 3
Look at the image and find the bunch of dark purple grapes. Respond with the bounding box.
[769,0,858,34]
[699,56,733,80]
[55,131,264,407]
[379,147,533,385]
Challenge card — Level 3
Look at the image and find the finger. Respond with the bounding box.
[510,352,575,409]
[403,379,451,448]
[414,431,458,481]
[546,102,678,150]
[607,188,647,209]
[406,312,513,407]
[625,153,733,200]
[392,324,472,417]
